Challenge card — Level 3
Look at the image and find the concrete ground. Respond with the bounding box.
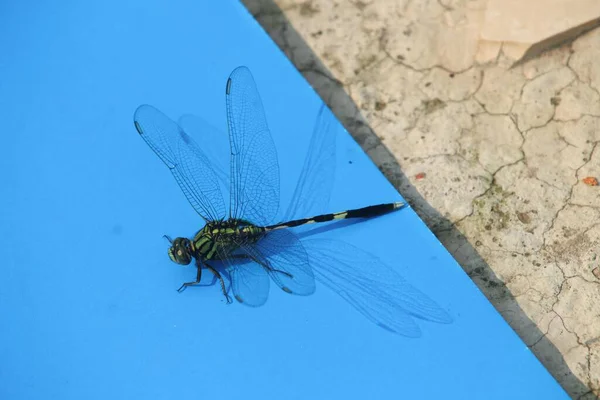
[241,0,600,398]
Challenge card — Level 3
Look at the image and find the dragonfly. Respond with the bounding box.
[134,66,451,337]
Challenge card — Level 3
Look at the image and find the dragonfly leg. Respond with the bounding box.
[205,264,232,304]
[177,260,203,293]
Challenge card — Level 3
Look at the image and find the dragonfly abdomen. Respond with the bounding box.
[265,202,405,231]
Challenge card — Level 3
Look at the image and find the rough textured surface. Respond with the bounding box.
[478,0,600,64]
[241,0,600,397]
[480,0,600,43]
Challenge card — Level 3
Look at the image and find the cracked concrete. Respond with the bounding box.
[242,0,600,397]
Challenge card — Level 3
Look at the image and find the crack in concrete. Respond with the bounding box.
[567,46,600,102]
[543,141,599,246]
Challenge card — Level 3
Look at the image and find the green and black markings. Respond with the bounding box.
[189,202,404,262]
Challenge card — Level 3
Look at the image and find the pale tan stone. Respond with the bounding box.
[555,81,600,120]
[348,59,426,132]
[557,116,600,150]
[590,343,600,394]
[459,114,523,173]
[569,27,600,93]
[555,277,600,343]
[480,0,600,64]
[481,0,600,43]
[511,67,575,131]
[383,0,486,71]
[502,42,532,61]
[523,123,580,191]
[522,47,571,80]
[572,145,600,208]
[544,204,600,280]
[533,316,591,398]
[475,39,501,64]
[399,103,471,160]
[475,65,527,114]
[402,154,490,221]
[419,67,482,101]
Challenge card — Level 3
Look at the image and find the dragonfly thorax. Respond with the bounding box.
[192,219,265,261]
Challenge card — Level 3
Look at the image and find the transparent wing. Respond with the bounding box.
[178,114,230,204]
[243,229,315,296]
[218,249,271,307]
[134,104,226,222]
[302,238,452,337]
[225,66,280,225]
[283,103,339,221]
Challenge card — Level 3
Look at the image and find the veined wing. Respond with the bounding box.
[225,66,280,226]
[302,238,452,337]
[218,249,271,307]
[283,103,339,221]
[178,114,230,200]
[242,229,315,296]
[134,105,226,222]
[220,229,315,307]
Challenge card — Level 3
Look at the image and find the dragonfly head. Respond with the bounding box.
[165,236,193,265]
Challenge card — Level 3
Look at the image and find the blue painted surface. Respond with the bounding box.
[0,1,568,399]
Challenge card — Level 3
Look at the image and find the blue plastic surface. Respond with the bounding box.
[0,1,568,399]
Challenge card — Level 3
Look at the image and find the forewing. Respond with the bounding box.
[178,114,230,205]
[134,105,226,222]
[302,238,452,337]
[225,66,280,225]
